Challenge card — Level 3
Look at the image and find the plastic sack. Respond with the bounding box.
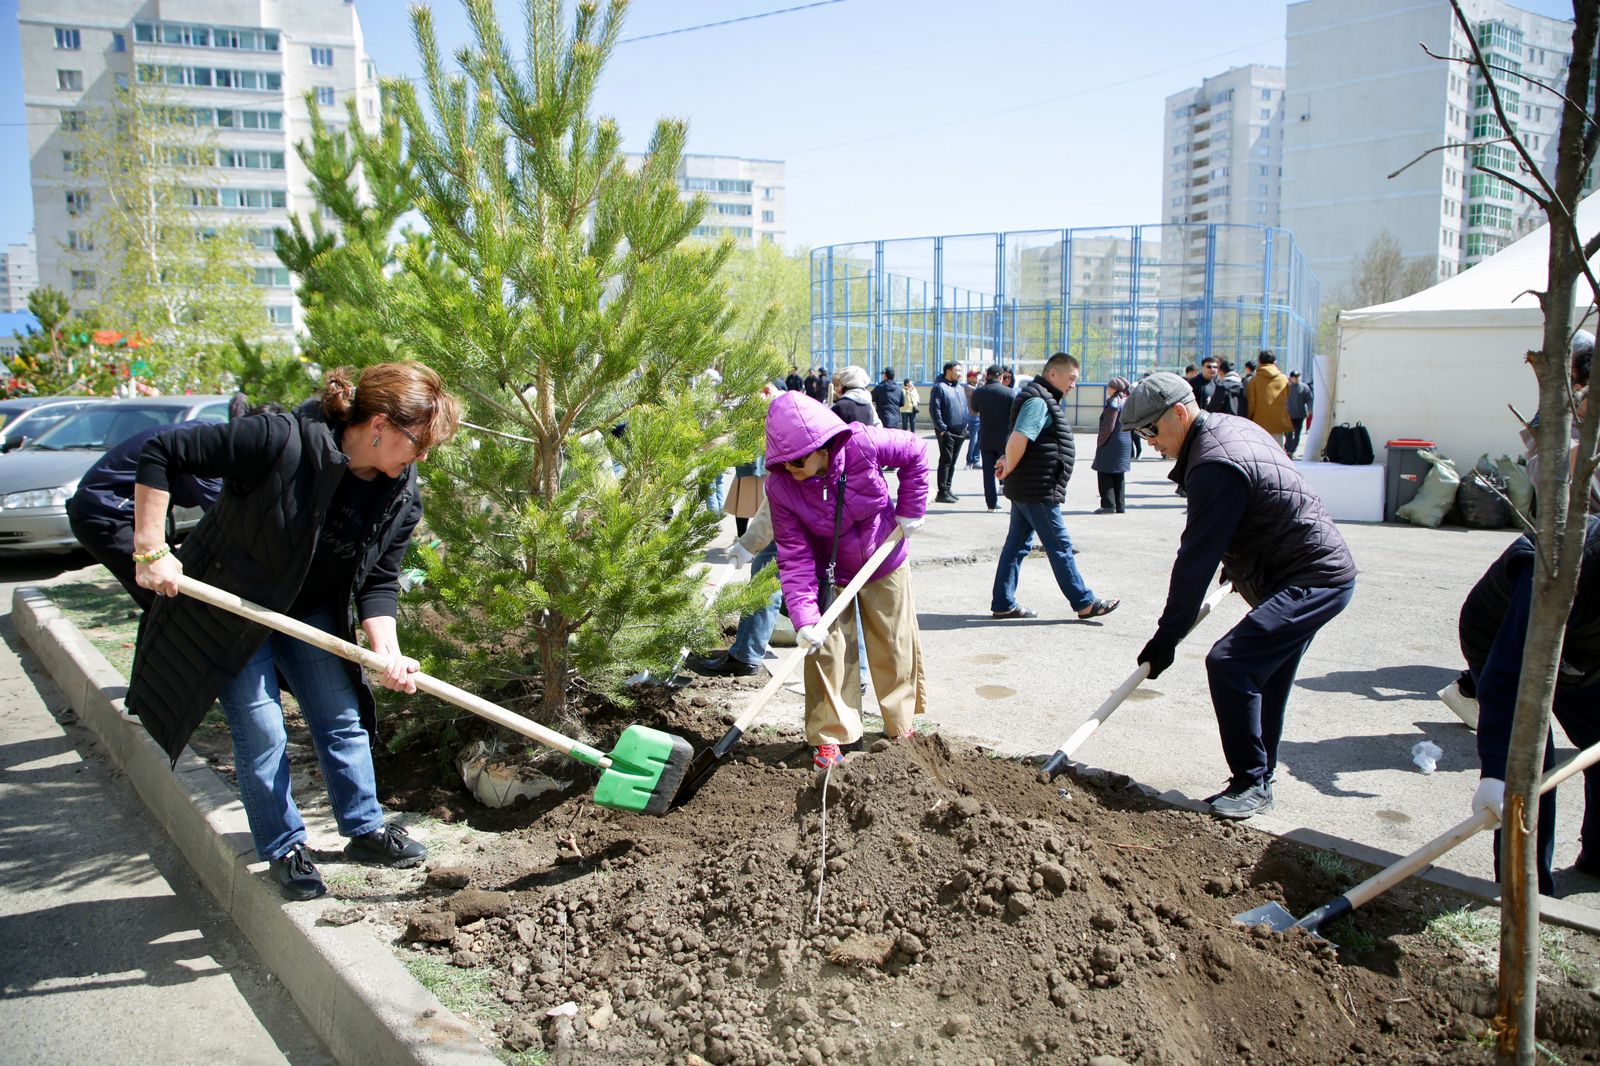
[1496,454,1534,518]
[1457,454,1512,529]
[1411,740,1444,774]
[1395,450,1460,528]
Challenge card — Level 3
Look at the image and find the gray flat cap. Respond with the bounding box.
[1123,372,1193,432]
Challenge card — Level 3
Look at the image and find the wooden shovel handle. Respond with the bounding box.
[173,576,598,764]
[1338,736,1600,915]
[1051,581,1235,762]
[725,527,906,736]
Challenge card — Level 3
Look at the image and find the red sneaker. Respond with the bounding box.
[813,743,843,768]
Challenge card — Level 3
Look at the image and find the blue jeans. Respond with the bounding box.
[217,608,385,861]
[729,543,781,665]
[990,499,1095,613]
[706,469,730,513]
[965,417,981,465]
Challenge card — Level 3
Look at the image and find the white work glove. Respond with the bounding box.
[896,516,925,538]
[1472,777,1506,824]
[796,624,826,654]
[728,541,755,569]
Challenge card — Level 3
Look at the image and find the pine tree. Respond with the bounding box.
[343,0,778,729]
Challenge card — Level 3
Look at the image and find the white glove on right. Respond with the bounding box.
[796,624,825,654]
[728,541,755,569]
[1472,777,1506,824]
[896,516,925,537]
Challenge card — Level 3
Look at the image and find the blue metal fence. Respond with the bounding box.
[810,223,1321,392]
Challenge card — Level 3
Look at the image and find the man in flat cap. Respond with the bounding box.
[1122,372,1356,819]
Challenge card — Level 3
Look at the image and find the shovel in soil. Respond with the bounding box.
[672,527,906,807]
[172,576,691,815]
[1234,737,1600,933]
[1040,581,1234,780]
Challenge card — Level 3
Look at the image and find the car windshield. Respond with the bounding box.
[28,405,186,451]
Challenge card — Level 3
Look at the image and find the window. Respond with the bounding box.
[218,187,287,209]
[113,32,125,52]
[761,210,774,223]
[57,69,82,91]
[763,186,774,200]
[1260,107,1271,119]
[267,305,293,326]
[248,228,277,249]
[60,110,84,131]
[65,189,90,215]
[66,230,93,252]
[253,266,291,287]
[61,150,82,173]
[316,86,335,106]
[1256,146,1271,157]
[70,269,96,291]
[310,46,333,67]
[54,28,81,50]
[1258,183,1269,195]
[681,177,752,194]
[218,149,286,170]
[713,202,752,216]
[1260,88,1272,100]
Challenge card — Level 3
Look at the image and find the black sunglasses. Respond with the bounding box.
[1133,408,1169,440]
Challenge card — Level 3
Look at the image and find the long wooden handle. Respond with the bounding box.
[1050,581,1235,762]
[1339,736,1600,914]
[726,527,907,735]
[173,576,609,767]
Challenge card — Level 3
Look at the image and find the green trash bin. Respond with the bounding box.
[1385,438,1436,522]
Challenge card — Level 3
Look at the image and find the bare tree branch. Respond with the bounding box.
[1387,137,1512,180]
[1448,0,1558,208]
[1472,164,1549,203]
[1419,41,1600,129]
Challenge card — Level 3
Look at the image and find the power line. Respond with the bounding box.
[0,1,851,128]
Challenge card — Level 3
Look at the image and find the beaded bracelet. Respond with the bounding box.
[132,545,171,565]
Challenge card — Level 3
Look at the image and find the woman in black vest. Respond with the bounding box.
[128,362,461,901]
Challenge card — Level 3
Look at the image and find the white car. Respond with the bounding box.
[0,396,112,453]
[0,395,234,554]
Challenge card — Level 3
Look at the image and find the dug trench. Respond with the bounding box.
[332,698,1600,1066]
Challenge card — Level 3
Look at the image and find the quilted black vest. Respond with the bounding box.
[1460,515,1600,687]
[1174,412,1357,607]
[127,401,418,762]
[1003,376,1076,504]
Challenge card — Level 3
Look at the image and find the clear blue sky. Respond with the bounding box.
[0,0,1583,251]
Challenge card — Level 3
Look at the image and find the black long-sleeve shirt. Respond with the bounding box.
[1153,463,1249,647]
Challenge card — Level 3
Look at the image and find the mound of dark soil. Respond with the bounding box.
[385,725,1599,1065]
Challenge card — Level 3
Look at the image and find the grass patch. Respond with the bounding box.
[47,576,142,675]
[1425,906,1499,949]
[402,952,505,1020]
[1539,926,1583,984]
[1308,849,1355,885]
[1325,916,1377,953]
[497,1052,548,1066]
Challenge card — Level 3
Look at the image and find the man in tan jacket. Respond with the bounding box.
[1245,350,1293,450]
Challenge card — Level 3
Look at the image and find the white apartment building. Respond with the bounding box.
[1163,65,1285,232]
[16,0,380,338]
[1283,0,1578,297]
[627,153,787,248]
[0,234,39,312]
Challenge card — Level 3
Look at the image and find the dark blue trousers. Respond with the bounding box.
[1205,584,1354,788]
[980,448,1004,509]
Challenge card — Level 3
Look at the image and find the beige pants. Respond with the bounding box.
[803,563,927,745]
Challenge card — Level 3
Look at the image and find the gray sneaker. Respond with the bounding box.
[1208,782,1273,820]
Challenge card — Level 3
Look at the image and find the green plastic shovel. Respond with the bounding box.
[173,576,690,815]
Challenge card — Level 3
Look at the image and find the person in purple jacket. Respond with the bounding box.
[763,391,932,768]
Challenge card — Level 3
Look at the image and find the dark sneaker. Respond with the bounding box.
[271,843,327,901]
[345,823,428,868]
[1574,849,1600,876]
[992,606,1038,619]
[687,653,760,678]
[935,492,959,504]
[1209,782,1274,820]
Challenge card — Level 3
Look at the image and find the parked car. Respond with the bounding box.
[0,395,234,554]
[0,396,111,453]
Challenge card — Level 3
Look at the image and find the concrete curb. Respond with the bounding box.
[12,587,499,1066]
[1067,763,1600,936]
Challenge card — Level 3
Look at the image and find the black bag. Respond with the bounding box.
[1322,422,1375,465]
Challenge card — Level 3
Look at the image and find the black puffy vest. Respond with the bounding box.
[127,402,418,762]
[1174,412,1356,607]
[1460,515,1600,687]
[1003,376,1076,504]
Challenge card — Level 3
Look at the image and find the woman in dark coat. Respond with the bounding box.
[128,362,461,900]
[1092,376,1133,514]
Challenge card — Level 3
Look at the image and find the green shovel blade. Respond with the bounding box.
[593,724,693,816]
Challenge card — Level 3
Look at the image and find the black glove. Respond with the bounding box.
[1137,636,1176,680]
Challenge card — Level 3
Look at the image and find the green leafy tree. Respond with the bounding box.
[336,0,777,729]
[722,242,809,371]
[224,335,317,409]
[70,80,267,391]
[5,287,117,395]
[276,85,421,369]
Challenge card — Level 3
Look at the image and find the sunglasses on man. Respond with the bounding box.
[1133,406,1171,440]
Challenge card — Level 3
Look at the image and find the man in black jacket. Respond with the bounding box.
[1284,371,1313,458]
[929,360,970,503]
[970,365,1015,511]
[1463,517,1600,894]
[1207,359,1247,417]
[872,367,905,431]
[1125,373,1356,820]
[1191,357,1219,410]
[990,353,1118,621]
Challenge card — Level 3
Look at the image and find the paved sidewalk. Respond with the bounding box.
[0,569,332,1066]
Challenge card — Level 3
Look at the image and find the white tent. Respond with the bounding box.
[1322,194,1600,467]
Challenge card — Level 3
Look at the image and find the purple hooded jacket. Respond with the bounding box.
[763,391,931,631]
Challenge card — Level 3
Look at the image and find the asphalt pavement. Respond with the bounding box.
[0,557,332,1066]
